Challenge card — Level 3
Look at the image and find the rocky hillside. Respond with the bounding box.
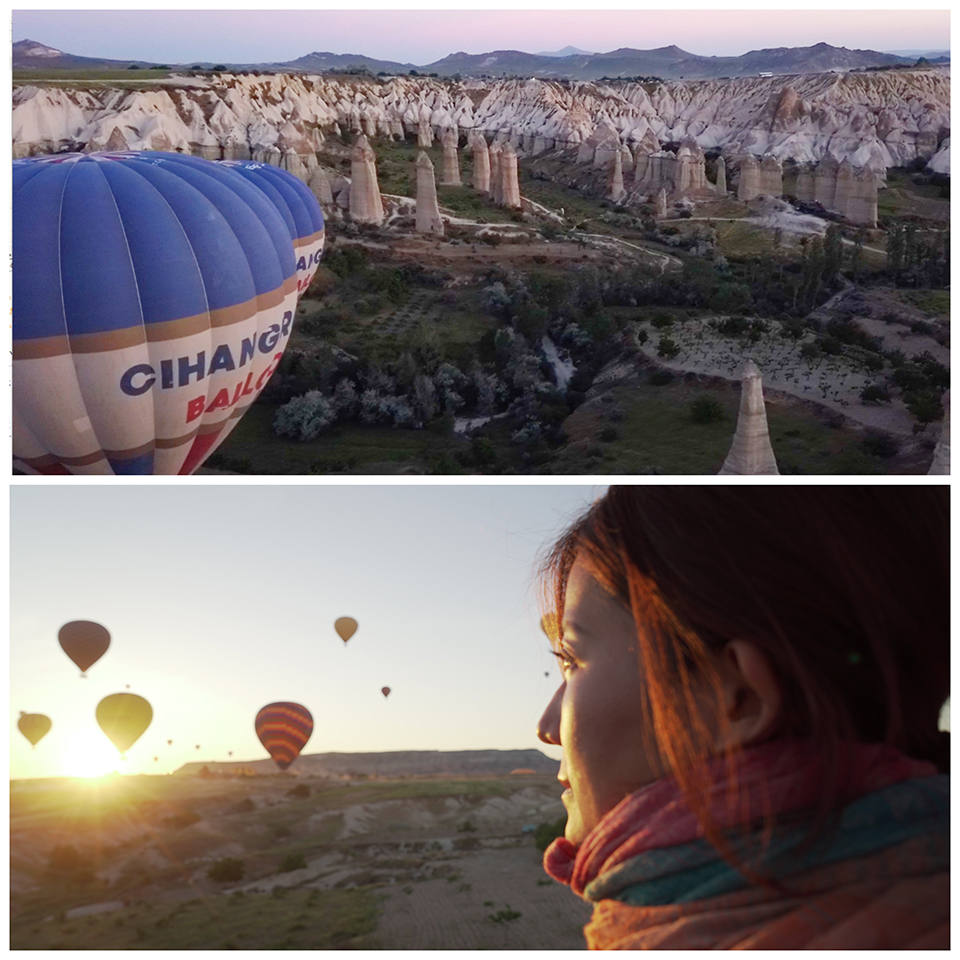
[13,68,949,172]
[176,749,560,778]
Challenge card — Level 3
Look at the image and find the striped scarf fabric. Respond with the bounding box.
[543,739,948,948]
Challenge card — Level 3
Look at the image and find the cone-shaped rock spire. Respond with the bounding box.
[415,151,444,236]
[441,126,461,185]
[349,134,384,225]
[718,360,779,475]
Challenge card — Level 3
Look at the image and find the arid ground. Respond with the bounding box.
[11,772,591,949]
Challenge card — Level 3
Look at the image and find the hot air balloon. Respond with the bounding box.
[154,756,159,762]
[381,687,391,699]
[219,161,325,296]
[335,618,358,644]
[58,620,110,676]
[167,740,173,746]
[12,150,318,475]
[96,693,152,756]
[228,751,233,757]
[195,744,201,751]
[18,711,52,747]
[255,702,313,771]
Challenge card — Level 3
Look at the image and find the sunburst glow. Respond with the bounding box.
[59,730,122,779]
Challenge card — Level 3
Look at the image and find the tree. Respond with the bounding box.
[823,224,844,283]
[274,391,336,440]
[208,858,245,883]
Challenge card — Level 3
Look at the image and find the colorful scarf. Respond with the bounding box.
[543,739,941,900]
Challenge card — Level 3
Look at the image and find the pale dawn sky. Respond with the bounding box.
[10,485,602,780]
[12,8,950,67]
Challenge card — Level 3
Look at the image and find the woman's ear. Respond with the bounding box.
[713,640,782,750]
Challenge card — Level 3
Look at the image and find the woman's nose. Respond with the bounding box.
[537,683,563,745]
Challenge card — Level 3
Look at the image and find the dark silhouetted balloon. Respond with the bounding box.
[334,618,358,643]
[167,740,173,746]
[58,620,110,676]
[18,711,52,746]
[381,687,391,698]
[96,693,152,755]
[13,151,315,475]
[228,751,233,757]
[195,744,201,750]
[544,672,550,678]
[255,702,313,771]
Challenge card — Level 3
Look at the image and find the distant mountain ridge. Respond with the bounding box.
[175,748,561,778]
[13,37,942,80]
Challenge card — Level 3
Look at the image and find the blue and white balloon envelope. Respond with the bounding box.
[13,151,324,475]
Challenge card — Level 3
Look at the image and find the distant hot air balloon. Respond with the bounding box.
[228,751,233,757]
[13,151,321,475]
[219,161,325,296]
[58,620,110,676]
[18,711,52,747]
[195,744,201,751]
[381,687,391,698]
[539,613,560,642]
[255,702,313,771]
[334,618,358,644]
[125,684,131,689]
[154,756,159,762]
[96,693,152,756]
[544,672,550,678]
[167,740,173,746]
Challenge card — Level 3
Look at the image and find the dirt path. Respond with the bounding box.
[376,842,591,949]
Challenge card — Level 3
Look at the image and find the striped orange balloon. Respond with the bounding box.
[255,702,313,771]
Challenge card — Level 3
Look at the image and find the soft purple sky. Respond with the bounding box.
[12,9,950,66]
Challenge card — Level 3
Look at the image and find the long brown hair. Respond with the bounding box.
[539,486,949,873]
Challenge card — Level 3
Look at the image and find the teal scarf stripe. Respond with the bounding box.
[583,775,948,906]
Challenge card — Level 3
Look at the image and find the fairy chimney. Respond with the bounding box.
[489,141,503,205]
[349,134,384,225]
[714,155,727,194]
[610,147,625,202]
[471,132,490,193]
[417,115,434,149]
[500,141,521,208]
[656,187,668,219]
[738,155,762,201]
[928,390,950,475]
[718,360,779,475]
[759,155,783,197]
[308,165,334,207]
[415,151,444,236]
[441,126,461,186]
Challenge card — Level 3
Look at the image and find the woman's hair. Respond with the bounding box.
[539,485,949,870]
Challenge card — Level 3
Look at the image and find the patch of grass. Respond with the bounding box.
[12,887,378,950]
[898,289,950,317]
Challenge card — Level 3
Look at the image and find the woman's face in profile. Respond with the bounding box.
[538,561,663,845]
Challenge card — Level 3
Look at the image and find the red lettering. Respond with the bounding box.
[240,372,256,397]
[255,352,284,392]
[186,395,205,423]
[205,388,231,412]
[230,381,245,406]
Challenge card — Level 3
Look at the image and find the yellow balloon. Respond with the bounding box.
[334,617,358,643]
[18,711,52,746]
[96,693,152,755]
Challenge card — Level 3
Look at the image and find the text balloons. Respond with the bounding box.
[255,702,313,771]
[381,687,391,698]
[335,618,358,643]
[13,151,306,475]
[58,620,110,676]
[18,712,52,746]
[219,161,325,296]
[96,693,152,755]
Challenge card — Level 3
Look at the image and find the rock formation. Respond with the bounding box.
[489,141,503,205]
[737,155,761,201]
[308,165,334,207]
[417,115,433,148]
[656,187,668,219]
[714,155,726,194]
[928,390,950,475]
[676,136,707,193]
[718,360,779,475]
[814,154,839,210]
[619,144,634,174]
[470,132,490,193]
[610,146,625,202]
[415,151,444,236]
[348,134,384,225]
[500,141,521,208]
[441,126,461,185]
[759,155,783,196]
[800,155,877,226]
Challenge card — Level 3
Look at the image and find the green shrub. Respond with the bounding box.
[861,433,900,459]
[533,815,567,852]
[208,858,245,883]
[860,384,890,404]
[649,370,674,386]
[278,853,306,873]
[286,784,310,799]
[689,395,724,424]
[657,335,680,360]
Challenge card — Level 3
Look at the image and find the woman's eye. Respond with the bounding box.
[551,649,576,671]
